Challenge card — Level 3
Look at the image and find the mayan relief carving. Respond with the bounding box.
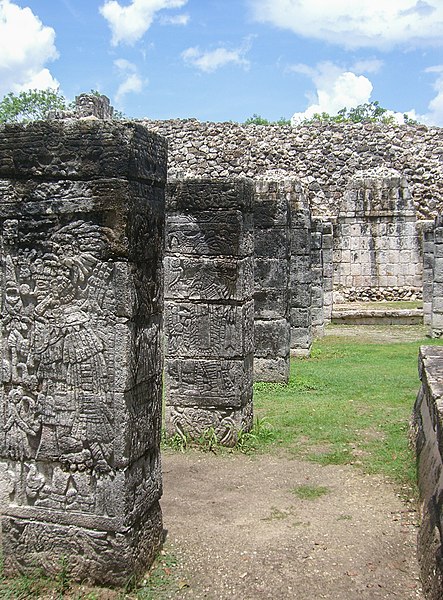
[0,118,166,586]
[1,220,116,483]
[164,179,254,444]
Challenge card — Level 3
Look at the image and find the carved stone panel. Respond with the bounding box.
[164,179,254,443]
[253,179,291,382]
[0,120,166,585]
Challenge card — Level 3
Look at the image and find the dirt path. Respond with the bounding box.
[162,451,422,599]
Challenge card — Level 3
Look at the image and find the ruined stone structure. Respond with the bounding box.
[422,221,435,326]
[290,187,313,355]
[430,216,443,338]
[0,119,166,585]
[253,179,291,382]
[413,346,443,600]
[143,119,429,302]
[333,168,422,302]
[142,118,443,221]
[163,178,254,443]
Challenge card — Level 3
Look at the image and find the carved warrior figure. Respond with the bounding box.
[1,219,116,477]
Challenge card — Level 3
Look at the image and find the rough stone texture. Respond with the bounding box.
[0,120,166,585]
[431,216,443,338]
[253,180,290,382]
[412,346,443,600]
[333,167,422,301]
[164,178,254,445]
[48,93,114,120]
[141,118,443,221]
[422,220,435,326]
[311,218,326,338]
[322,220,334,324]
[289,181,313,355]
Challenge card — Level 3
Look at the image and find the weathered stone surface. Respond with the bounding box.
[333,168,422,301]
[142,118,443,222]
[253,180,291,383]
[290,184,313,353]
[164,178,254,443]
[412,346,443,600]
[0,120,166,585]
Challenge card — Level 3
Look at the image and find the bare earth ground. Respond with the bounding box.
[160,324,426,600]
[162,451,422,600]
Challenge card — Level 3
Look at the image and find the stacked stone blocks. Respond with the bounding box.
[253,180,291,382]
[431,216,443,338]
[164,178,254,445]
[0,120,167,585]
[289,182,313,355]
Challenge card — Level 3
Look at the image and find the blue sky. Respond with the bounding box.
[1,0,443,125]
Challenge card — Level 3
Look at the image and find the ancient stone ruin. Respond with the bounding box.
[0,118,166,585]
[413,346,443,600]
[164,178,254,443]
[4,93,443,594]
[333,167,422,302]
[253,179,291,382]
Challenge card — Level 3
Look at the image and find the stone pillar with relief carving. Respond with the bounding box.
[164,178,254,445]
[0,119,166,585]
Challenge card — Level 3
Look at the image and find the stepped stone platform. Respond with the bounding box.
[331,303,423,325]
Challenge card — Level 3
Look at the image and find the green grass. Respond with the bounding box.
[291,484,330,500]
[253,330,443,489]
[0,548,183,599]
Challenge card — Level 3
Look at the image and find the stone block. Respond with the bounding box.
[164,301,254,358]
[253,357,290,383]
[165,210,253,257]
[0,120,166,585]
[254,319,290,358]
[164,256,254,301]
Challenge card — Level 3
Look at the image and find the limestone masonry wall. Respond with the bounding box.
[142,119,443,221]
[413,346,443,600]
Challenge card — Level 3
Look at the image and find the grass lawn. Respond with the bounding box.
[254,326,443,490]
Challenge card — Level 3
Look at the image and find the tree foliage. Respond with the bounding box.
[0,89,69,124]
[244,102,419,127]
[244,113,291,126]
[302,101,419,125]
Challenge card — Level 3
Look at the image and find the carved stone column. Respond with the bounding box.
[253,179,291,383]
[289,182,313,356]
[164,178,254,445]
[0,120,167,585]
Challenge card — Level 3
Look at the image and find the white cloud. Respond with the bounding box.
[414,66,443,126]
[159,13,189,25]
[249,0,443,50]
[0,0,59,96]
[182,38,252,73]
[100,0,187,46]
[114,58,144,102]
[290,62,373,123]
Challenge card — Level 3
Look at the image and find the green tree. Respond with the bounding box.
[0,89,69,124]
[303,101,419,125]
[244,113,291,126]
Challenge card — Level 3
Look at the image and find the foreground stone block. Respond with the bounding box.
[164,179,254,444]
[253,180,291,382]
[0,120,166,585]
[413,346,443,600]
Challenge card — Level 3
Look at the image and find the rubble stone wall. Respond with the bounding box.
[142,118,443,221]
